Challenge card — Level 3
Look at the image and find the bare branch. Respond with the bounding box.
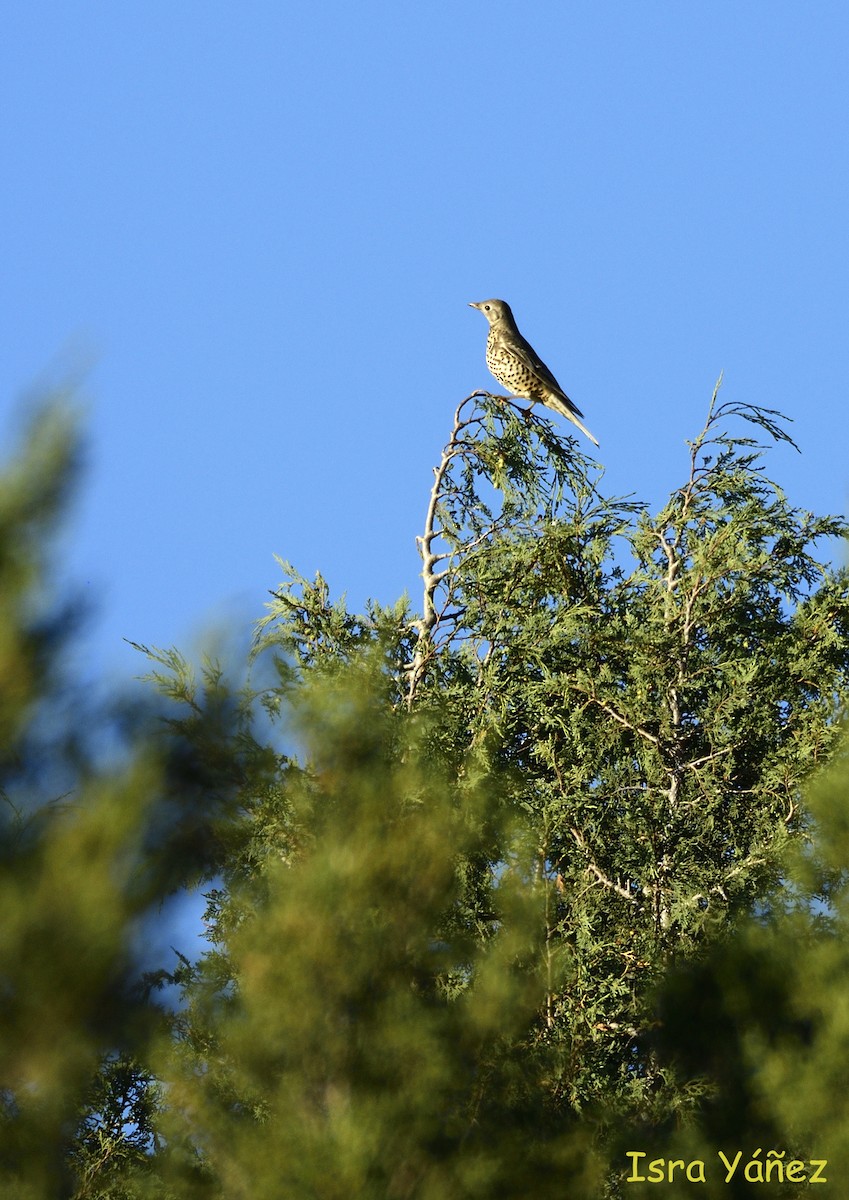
[569,826,638,904]
[578,692,661,748]
[406,393,486,706]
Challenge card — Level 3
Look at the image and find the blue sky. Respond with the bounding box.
[3,3,848,686]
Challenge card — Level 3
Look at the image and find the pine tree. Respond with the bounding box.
[0,402,267,1198]
[2,384,847,1198]
[616,736,849,1200]
[249,387,849,1127]
[150,386,847,1193]
[155,661,600,1197]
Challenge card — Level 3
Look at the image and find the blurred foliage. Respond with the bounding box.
[1,388,848,1197]
[156,666,599,1198]
[610,740,849,1199]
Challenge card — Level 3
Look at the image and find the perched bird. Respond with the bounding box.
[469,298,599,447]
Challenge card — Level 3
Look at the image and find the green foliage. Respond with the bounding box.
[612,740,849,1199]
[68,1055,162,1200]
[157,667,598,1198]
[0,403,81,791]
[0,404,261,1197]
[0,404,151,1198]
[1,384,848,1198]
[248,387,849,1183]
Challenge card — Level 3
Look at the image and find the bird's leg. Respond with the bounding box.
[498,393,535,422]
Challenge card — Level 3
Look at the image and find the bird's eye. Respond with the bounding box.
[484,304,490,310]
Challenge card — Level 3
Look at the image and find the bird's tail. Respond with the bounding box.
[545,396,599,447]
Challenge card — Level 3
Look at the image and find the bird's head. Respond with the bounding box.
[469,298,513,327]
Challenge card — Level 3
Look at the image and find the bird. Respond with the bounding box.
[469,298,599,447]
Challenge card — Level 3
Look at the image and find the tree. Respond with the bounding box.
[622,739,849,1200]
[0,402,268,1199]
[252,387,849,1115]
[151,385,847,1194]
[154,661,599,1198]
[1,384,847,1197]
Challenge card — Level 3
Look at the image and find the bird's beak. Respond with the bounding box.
[468,301,481,310]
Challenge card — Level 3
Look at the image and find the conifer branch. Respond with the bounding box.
[570,826,638,904]
[407,392,487,707]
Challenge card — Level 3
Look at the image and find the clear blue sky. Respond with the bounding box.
[3,3,848,684]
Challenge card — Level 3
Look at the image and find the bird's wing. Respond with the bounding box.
[505,331,586,418]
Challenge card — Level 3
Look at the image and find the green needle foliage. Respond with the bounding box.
[157,665,599,1198]
[0,404,271,1199]
[256,389,848,1123]
[1,385,848,1198]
